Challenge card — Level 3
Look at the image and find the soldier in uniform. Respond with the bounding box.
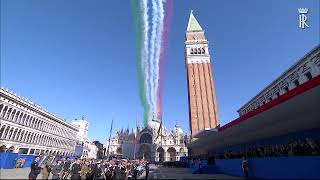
[51,160,63,180]
[28,156,41,180]
[71,158,81,180]
[80,160,90,180]
[62,157,71,179]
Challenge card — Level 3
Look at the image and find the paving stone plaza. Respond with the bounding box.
[0,165,242,180]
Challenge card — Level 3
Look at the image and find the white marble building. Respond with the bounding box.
[0,88,79,156]
[71,118,98,159]
[71,118,89,142]
[107,116,188,162]
[238,45,320,116]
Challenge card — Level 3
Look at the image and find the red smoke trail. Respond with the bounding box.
[156,0,173,119]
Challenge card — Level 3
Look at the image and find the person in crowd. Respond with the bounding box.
[41,164,50,180]
[93,161,103,179]
[241,156,249,179]
[62,157,71,179]
[114,161,122,180]
[132,163,138,180]
[88,159,96,179]
[29,156,42,180]
[51,160,63,180]
[80,160,91,180]
[198,159,203,174]
[70,158,81,180]
[145,161,149,180]
[105,162,113,180]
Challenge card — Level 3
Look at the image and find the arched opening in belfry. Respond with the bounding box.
[157,147,165,162]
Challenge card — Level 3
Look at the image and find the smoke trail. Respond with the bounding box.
[130,0,150,124]
[154,0,164,118]
[130,0,173,125]
[156,0,173,118]
[149,0,159,112]
[141,0,151,125]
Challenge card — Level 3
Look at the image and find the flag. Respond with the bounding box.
[106,118,113,158]
[133,117,137,159]
[156,114,162,140]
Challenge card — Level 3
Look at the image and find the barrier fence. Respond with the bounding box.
[192,156,320,179]
[0,152,35,169]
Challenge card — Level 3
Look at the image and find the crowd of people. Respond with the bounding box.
[29,156,150,180]
[190,138,320,163]
[214,138,320,159]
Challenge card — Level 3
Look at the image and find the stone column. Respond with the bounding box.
[27,148,31,155]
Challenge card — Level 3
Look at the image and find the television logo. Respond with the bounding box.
[298,8,309,29]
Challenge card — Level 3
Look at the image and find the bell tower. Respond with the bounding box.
[185,10,220,137]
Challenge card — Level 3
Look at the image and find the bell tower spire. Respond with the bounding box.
[184,10,220,137]
[187,10,203,32]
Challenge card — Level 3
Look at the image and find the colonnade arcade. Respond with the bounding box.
[0,88,79,156]
[156,146,187,162]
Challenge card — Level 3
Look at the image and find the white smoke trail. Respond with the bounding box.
[154,0,165,113]
[142,0,151,116]
[149,0,159,113]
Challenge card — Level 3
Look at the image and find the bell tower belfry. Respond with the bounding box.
[185,10,220,137]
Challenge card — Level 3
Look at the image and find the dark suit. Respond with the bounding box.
[71,163,81,180]
[29,160,41,180]
[145,164,149,180]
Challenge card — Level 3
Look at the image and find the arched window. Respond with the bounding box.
[19,131,25,141]
[7,127,14,139]
[5,107,12,119]
[0,125,6,138]
[10,109,16,120]
[11,128,18,140]
[0,104,3,114]
[14,111,20,122]
[139,133,152,144]
[1,106,8,117]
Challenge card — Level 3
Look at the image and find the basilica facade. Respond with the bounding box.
[107,117,188,162]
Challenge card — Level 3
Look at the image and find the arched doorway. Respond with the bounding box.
[139,133,152,144]
[116,147,122,155]
[157,147,165,162]
[167,147,176,161]
[138,144,151,161]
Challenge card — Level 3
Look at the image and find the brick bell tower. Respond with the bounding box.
[185,10,220,137]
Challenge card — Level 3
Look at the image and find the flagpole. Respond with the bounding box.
[133,116,137,160]
[106,117,113,160]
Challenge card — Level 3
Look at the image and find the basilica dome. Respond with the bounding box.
[147,120,161,132]
[173,122,184,135]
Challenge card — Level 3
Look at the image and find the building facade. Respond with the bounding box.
[185,11,220,137]
[0,88,79,156]
[238,45,320,116]
[93,140,105,159]
[71,118,98,159]
[71,118,89,142]
[107,116,188,162]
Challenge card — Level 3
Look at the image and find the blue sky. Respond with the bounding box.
[1,0,319,143]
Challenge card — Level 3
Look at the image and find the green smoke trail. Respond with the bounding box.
[130,0,150,126]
